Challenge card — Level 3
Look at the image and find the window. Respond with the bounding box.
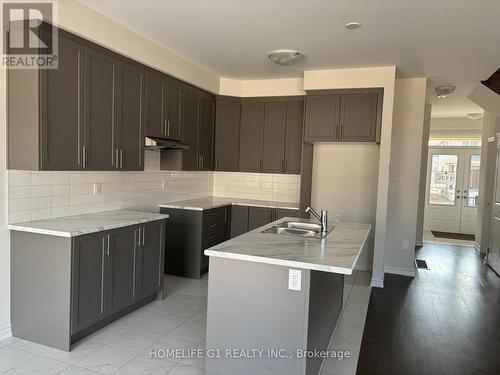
[467,155,480,207]
[428,138,481,147]
[429,154,458,205]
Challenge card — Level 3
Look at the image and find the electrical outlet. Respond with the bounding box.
[402,240,410,251]
[288,269,301,291]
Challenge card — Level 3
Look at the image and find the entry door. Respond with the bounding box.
[425,148,481,234]
[488,138,500,275]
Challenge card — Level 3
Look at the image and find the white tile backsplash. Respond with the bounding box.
[213,172,300,202]
[7,151,300,224]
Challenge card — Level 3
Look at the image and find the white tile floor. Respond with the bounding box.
[0,271,371,375]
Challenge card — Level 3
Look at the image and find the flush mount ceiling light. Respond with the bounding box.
[467,113,483,120]
[435,85,457,98]
[345,22,362,30]
[268,49,304,66]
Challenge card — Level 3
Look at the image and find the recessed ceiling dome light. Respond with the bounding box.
[435,85,456,98]
[467,113,483,120]
[345,22,362,30]
[268,49,304,66]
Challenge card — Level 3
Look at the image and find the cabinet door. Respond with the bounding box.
[214,98,240,171]
[84,48,117,170]
[182,89,200,170]
[262,102,287,173]
[145,71,165,138]
[107,227,137,313]
[140,221,164,297]
[248,207,273,231]
[304,95,340,142]
[116,62,144,171]
[231,205,249,238]
[284,100,304,174]
[275,208,300,220]
[71,232,107,333]
[221,206,232,241]
[339,93,378,142]
[198,96,215,171]
[165,81,183,141]
[239,102,265,172]
[40,34,84,171]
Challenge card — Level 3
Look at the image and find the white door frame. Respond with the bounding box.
[424,146,481,235]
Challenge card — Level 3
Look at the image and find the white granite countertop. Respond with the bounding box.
[158,197,299,211]
[204,218,371,275]
[8,210,169,237]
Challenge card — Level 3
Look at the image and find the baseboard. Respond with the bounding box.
[370,278,384,288]
[354,263,371,272]
[384,266,416,277]
[0,324,12,341]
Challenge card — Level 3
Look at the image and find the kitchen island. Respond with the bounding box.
[204,217,371,375]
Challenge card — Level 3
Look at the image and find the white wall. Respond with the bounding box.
[0,38,9,339]
[304,66,397,287]
[58,0,220,93]
[416,104,432,245]
[384,78,428,276]
[430,116,482,138]
[311,144,380,269]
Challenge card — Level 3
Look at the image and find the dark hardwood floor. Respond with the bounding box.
[357,243,500,375]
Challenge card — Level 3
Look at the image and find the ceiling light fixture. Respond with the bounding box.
[435,85,456,98]
[466,113,483,120]
[268,49,304,66]
[345,22,362,30]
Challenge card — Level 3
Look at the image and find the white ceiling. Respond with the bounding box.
[81,0,500,116]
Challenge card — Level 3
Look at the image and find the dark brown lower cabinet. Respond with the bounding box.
[161,206,231,279]
[230,206,249,238]
[234,205,300,234]
[248,207,274,231]
[72,220,165,335]
[10,219,166,352]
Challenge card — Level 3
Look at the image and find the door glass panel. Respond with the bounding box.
[429,154,458,205]
[467,155,480,207]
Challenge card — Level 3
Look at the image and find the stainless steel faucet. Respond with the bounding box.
[305,206,328,234]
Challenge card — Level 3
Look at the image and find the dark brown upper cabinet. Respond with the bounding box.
[239,102,265,172]
[198,95,215,171]
[145,71,183,141]
[7,26,144,171]
[84,47,117,171]
[214,97,241,172]
[239,97,304,174]
[181,87,215,171]
[144,70,165,139]
[165,80,183,141]
[262,102,287,173]
[284,99,305,174]
[7,31,84,171]
[116,61,145,171]
[305,89,383,144]
[339,93,380,142]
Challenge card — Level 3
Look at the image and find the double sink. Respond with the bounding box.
[262,221,334,240]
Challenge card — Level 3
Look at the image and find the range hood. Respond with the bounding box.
[145,136,189,151]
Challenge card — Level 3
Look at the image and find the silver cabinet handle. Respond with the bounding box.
[115,149,119,168]
[120,149,123,169]
[284,160,288,172]
[82,146,86,169]
[106,234,110,256]
[201,156,204,169]
[142,227,145,246]
[136,228,141,246]
[163,119,167,136]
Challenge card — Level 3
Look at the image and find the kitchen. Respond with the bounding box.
[5,1,497,374]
